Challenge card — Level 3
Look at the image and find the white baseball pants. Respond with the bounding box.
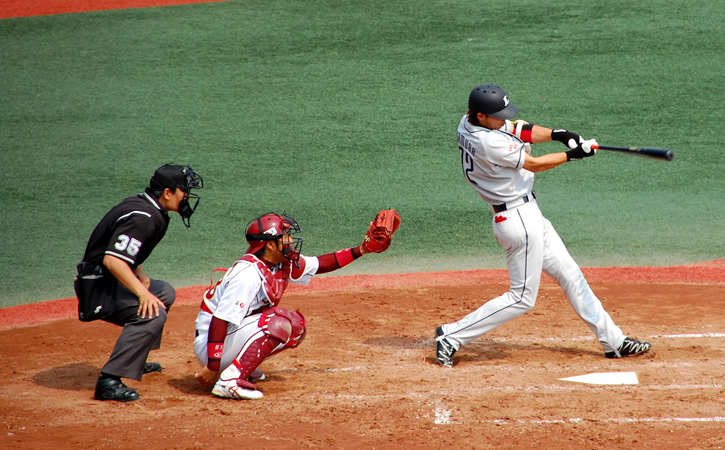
[441,200,625,353]
[194,313,266,372]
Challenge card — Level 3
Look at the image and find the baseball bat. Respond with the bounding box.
[591,144,674,162]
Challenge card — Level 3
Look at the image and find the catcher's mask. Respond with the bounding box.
[150,163,204,228]
[245,211,304,264]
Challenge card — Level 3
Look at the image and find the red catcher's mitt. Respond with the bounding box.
[362,209,401,253]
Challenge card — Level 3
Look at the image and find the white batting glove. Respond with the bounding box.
[565,138,597,161]
[582,139,598,155]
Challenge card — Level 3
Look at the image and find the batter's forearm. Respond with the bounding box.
[530,125,554,143]
[522,152,568,173]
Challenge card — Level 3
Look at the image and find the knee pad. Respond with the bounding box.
[259,307,293,343]
[285,310,306,348]
[258,307,306,347]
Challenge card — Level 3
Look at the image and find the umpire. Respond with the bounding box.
[74,163,203,402]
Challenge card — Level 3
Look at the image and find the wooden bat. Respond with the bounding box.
[591,144,674,161]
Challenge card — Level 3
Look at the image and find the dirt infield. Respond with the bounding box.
[1,263,724,449]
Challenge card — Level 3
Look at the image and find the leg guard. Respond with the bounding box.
[231,331,285,384]
[259,307,307,348]
[284,310,306,348]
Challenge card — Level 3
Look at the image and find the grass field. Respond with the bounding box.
[1,0,723,307]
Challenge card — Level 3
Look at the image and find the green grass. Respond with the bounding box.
[1,0,723,307]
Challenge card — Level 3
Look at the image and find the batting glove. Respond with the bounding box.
[551,129,583,150]
[566,138,598,161]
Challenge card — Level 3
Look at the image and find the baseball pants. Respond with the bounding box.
[100,279,175,380]
[440,201,625,353]
[194,313,266,374]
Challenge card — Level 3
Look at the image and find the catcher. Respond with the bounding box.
[193,209,401,399]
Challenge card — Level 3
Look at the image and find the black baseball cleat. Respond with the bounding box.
[605,337,652,359]
[435,326,456,368]
[143,362,163,374]
[94,377,140,402]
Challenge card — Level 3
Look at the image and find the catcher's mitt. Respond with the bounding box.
[362,209,401,253]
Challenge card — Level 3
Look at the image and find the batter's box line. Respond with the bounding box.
[650,333,725,338]
[485,416,725,425]
[489,333,725,343]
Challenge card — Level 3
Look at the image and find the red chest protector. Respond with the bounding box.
[239,254,290,306]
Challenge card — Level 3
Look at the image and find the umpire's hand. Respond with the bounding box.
[138,291,166,319]
[103,255,166,319]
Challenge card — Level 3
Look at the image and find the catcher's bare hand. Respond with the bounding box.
[361,209,401,253]
[195,366,219,387]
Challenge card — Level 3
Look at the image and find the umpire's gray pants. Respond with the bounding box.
[100,279,175,381]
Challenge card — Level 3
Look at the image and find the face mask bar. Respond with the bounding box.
[178,192,200,228]
[178,166,203,228]
[279,211,304,265]
[184,167,203,190]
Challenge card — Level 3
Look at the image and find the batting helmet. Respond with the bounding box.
[245,211,304,262]
[468,83,519,120]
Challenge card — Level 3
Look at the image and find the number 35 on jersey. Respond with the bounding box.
[115,234,142,256]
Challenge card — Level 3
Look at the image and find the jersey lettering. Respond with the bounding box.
[457,132,475,155]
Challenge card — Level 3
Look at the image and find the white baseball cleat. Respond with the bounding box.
[211,379,263,400]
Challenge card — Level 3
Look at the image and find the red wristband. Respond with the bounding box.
[519,123,534,143]
[334,248,355,268]
[207,341,223,371]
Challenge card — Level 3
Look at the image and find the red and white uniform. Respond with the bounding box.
[194,254,317,371]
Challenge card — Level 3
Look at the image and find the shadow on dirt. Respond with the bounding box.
[32,362,99,391]
[365,335,602,364]
[168,372,289,395]
[167,375,210,395]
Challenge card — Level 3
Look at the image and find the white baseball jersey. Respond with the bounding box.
[457,115,533,204]
[194,254,318,370]
[439,114,625,356]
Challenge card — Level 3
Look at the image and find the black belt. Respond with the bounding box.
[76,261,103,276]
[491,191,537,213]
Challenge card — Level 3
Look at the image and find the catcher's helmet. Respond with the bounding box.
[245,211,304,262]
[468,83,519,120]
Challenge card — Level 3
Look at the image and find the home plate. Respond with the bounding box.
[559,372,639,385]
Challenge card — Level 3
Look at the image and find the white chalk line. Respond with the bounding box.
[652,333,725,338]
[487,333,725,343]
[483,416,725,425]
[315,382,725,403]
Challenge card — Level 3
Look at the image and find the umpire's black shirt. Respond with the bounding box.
[81,189,170,270]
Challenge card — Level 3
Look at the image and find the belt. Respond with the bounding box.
[491,191,536,214]
[76,261,103,276]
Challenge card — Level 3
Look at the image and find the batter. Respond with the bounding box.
[435,83,651,367]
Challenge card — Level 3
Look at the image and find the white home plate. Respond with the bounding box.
[559,372,639,385]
